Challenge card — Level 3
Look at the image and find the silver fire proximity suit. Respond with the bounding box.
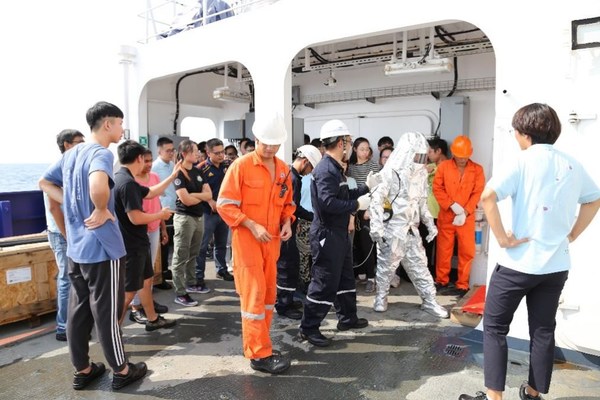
[369,132,448,318]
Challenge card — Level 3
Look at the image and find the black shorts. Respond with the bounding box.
[124,247,154,292]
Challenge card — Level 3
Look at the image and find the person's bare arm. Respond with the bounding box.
[48,197,67,238]
[568,198,600,242]
[481,187,529,248]
[146,160,182,199]
[39,178,63,204]
[84,171,115,229]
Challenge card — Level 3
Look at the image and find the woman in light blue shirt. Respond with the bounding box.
[460,103,600,400]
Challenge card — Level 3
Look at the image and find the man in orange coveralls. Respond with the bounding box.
[433,135,485,297]
[217,114,295,374]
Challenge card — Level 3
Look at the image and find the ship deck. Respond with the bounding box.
[1,263,599,400]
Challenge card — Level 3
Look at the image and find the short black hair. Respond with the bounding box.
[428,138,448,157]
[85,101,124,132]
[310,138,322,148]
[304,134,311,145]
[198,141,207,152]
[244,140,255,150]
[377,136,394,148]
[157,136,174,147]
[142,148,153,157]
[206,138,223,152]
[117,139,146,165]
[512,103,561,145]
[56,129,84,154]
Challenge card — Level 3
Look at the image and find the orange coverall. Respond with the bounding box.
[432,158,485,290]
[217,151,295,359]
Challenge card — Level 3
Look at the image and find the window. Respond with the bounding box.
[180,117,217,142]
[572,17,600,50]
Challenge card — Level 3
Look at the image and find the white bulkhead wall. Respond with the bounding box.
[131,0,600,356]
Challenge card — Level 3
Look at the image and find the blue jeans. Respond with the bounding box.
[48,231,69,334]
[196,212,229,280]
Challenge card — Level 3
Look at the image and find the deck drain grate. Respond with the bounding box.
[444,344,467,358]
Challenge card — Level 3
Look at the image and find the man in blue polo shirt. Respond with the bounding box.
[196,138,234,285]
[40,102,147,391]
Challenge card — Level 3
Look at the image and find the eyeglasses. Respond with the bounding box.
[164,148,175,153]
[211,150,225,155]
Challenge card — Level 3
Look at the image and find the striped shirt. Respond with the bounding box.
[347,159,380,185]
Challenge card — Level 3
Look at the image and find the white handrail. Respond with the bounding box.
[139,0,278,43]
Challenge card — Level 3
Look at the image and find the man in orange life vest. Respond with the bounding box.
[217,114,295,374]
[433,135,485,297]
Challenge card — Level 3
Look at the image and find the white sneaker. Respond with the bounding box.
[390,274,401,288]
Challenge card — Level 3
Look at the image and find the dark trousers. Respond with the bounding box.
[68,257,127,372]
[276,231,300,313]
[160,215,174,279]
[301,227,358,333]
[353,212,376,279]
[483,264,568,393]
[195,212,229,280]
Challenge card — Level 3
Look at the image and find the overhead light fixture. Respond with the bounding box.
[385,57,453,76]
[213,86,251,103]
[214,62,252,103]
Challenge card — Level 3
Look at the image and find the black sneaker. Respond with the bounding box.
[56,332,67,342]
[277,308,303,320]
[458,392,487,400]
[520,382,543,400]
[337,317,368,331]
[250,354,291,374]
[217,270,234,281]
[112,362,147,390]
[129,309,147,325]
[153,281,172,290]
[73,362,106,390]
[153,301,169,314]
[145,315,177,332]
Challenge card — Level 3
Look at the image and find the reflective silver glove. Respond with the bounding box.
[425,225,438,242]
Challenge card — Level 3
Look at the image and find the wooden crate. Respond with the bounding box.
[0,241,57,326]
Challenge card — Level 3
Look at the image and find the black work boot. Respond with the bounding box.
[250,353,291,374]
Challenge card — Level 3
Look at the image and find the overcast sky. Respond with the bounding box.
[0,1,142,164]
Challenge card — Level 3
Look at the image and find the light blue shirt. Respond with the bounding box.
[152,158,176,210]
[300,174,313,212]
[43,143,126,263]
[487,144,600,274]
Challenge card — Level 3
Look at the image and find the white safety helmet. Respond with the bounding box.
[320,119,351,145]
[296,144,322,168]
[252,114,288,145]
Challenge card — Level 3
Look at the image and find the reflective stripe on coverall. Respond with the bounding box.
[432,158,485,290]
[216,151,295,359]
[300,154,369,334]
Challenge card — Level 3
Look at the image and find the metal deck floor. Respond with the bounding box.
[1,266,599,400]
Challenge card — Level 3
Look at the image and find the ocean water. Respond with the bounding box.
[0,164,50,192]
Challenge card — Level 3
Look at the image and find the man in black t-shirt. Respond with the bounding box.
[114,140,178,332]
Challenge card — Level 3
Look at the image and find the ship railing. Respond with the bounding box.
[139,0,278,44]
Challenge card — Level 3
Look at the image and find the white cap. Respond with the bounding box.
[320,119,350,144]
[252,114,288,145]
[296,145,322,168]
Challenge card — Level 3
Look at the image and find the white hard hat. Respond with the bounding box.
[320,119,350,144]
[296,145,322,168]
[252,114,288,145]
